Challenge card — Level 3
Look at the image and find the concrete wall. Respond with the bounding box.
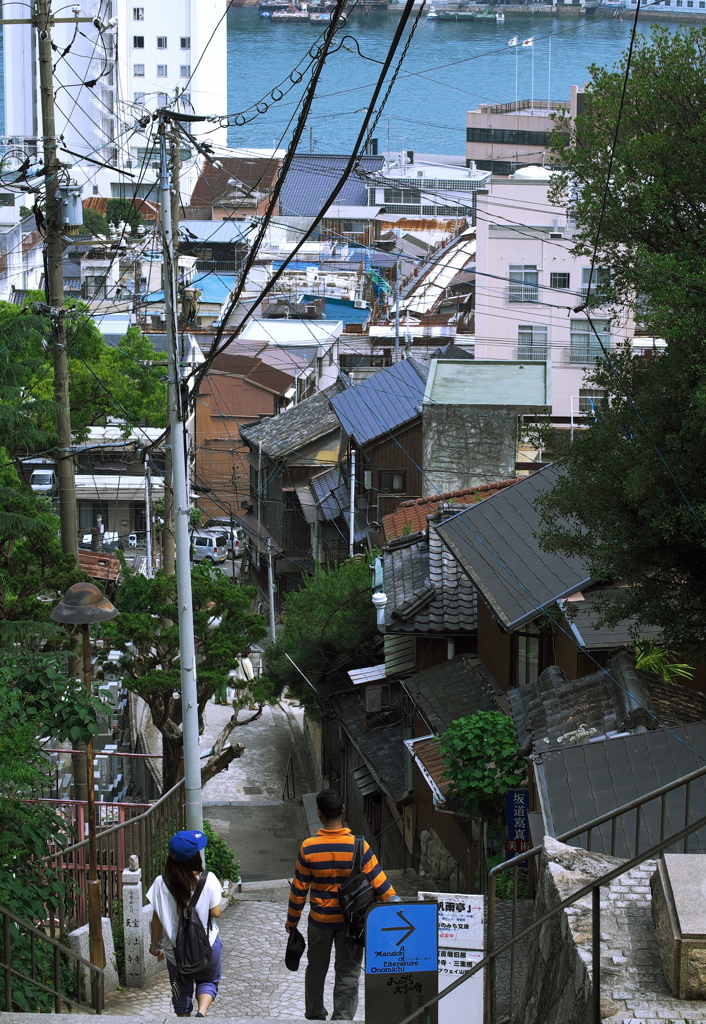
[422,404,518,495]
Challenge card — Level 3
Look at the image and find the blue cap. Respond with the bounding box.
[168,830,208,862]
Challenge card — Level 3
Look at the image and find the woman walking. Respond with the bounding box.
[147,830,224,1017]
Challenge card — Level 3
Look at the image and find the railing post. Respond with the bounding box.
[122,855,145,988]
[3,911,11,1012]
[485,872,496,1024]
[592,886,601,1024]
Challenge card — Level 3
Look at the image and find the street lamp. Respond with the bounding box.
[51,582,119,972]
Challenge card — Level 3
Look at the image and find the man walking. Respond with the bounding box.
[285,789,398,1021]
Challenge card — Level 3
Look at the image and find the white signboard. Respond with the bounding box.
[419,891,484,1024]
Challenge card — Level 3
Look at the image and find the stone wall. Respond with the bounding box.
[420,828,469,890]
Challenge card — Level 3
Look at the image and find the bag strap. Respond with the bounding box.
[188,871,209,910]
[350,836,364,875]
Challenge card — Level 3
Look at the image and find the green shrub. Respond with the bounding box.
[203,820,239,882]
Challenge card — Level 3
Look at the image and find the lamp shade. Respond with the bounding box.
[51,582,119,624]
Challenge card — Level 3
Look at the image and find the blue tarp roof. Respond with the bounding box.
[278,154,385,218]
[331,357,429,446]
[300,295,370,324]
[146,271,236,306]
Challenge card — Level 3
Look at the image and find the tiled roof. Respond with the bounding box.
[537,722,706,857]
[240,380,345,459]
[509,653,706,753]
[190,156,281,208]
[78,549,121,582]
[565,585,661,649]
[337,696,407,802]
[331,358,428,447]
[401,654,505,734]
[382,478,517,542]
[436,465,593,632]
[209,352,293,395]
[382,514,477,634]
[430,341,474,360]
[278,154,385,218]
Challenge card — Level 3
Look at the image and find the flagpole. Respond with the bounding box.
[531,40,535,109]
[547,34,551,114]
[515,44,518,109]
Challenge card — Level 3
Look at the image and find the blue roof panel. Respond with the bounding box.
[331,357,429,446]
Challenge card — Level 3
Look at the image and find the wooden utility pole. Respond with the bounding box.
[161,131,181,575]
[36,0,79,558]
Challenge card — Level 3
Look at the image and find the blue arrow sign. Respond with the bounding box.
[365,901,438,975]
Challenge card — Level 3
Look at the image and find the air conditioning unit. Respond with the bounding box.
[354,299,368,309]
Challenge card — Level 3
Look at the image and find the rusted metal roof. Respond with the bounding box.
[78,549,121,582]
[404,735,450,804]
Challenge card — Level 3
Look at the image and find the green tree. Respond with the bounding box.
[537,28,706,655]
[82,207,109,237]
[439,711,526,819]
[101,566,269,789]
[263,558,377,712]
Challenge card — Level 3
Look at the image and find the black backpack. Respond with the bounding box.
[338,836,377,946]
[166,872,213,981]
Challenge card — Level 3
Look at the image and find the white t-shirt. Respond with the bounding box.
[146,872,222,964]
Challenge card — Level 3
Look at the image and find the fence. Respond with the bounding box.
[42,779,184,932]
[0,905,104,1014]
[485,759,706,1024]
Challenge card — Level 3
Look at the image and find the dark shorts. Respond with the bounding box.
[166,936,222,1015]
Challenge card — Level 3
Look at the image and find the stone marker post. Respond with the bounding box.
[122,854,145,987]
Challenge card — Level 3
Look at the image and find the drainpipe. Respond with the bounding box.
[372,591,387,631]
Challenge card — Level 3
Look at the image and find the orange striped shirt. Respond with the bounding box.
[287,827,396,929]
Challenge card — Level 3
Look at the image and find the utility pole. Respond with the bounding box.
[143,451,153,579]
[158,112,202,831]
[162,131,181,575]
[394,256,401,361]
[349,448,356,557]
[37,0,78,558]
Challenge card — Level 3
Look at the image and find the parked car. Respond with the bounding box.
[30,469,58,495]
[81,530,120,550]
[191,532,228,564]
[202,519,245,559]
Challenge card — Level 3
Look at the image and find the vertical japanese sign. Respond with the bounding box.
[504,788,530,860]
[418,891,484,1024]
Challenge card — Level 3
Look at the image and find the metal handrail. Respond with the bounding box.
[1,904,104,1014]
[485,756,706,1024]
[395,809,706,1024]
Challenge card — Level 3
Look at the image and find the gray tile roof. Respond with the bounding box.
[331,357,428,447]
[401,654,505,734]
[510,654,706,752]
[436,464,593,632]
[240,380,346,459]
[382,515,477,634]
[337,696,407,802]
[566,585,661,649]
[278,154,385,218]
[537,723,706,857]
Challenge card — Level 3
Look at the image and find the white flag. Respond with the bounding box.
[507,36,518,46]
[522,36,534,46]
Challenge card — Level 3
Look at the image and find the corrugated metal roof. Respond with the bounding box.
[278,154,385,218]
[424,359,551,407]
[331,357,428,446]
[436,465,592,632]
[538,724,706,856]
[384,633,417,677]
[404,735,450,803]
[310,466,342,521]
[348,664,386,685]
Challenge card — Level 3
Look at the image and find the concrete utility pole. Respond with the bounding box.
[37,0,78,557]
[158,112,202,831]
[162,131,181,576]
[394,256,401,361]
[143,451,153,579]
[349,448,356,557]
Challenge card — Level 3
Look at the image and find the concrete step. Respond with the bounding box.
[1,1017,363,1024]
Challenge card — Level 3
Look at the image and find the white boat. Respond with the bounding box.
[427,4,438,15]
[496,9,505,20]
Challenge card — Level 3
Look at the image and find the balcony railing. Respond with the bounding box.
[567,344,610,364]
[516,345,548,362]
[507,285,539,303]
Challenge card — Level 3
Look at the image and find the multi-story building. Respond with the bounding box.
[3,0,226,177]
[473,168,634,422]
[367,157,490,221]
[465,87,585,176]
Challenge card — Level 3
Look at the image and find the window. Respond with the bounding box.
[133,6,144,18]
[383,188,420,205]
[379,472,405,493]
[157,36,167,48]
[550,272,570,290]
[466,126,550,148]
[516,630,541,686]
[581,266,610,302]
[508,265,539,302]
[570,319,610,363]
[133,64,145,77]
[342,220,365,233]
[180,65,190,77]
[517,325,548,361]
[133,35,144,47]
[181,36,191,48]
[157,65,167,77]
[133,91,145,103]
[157,92,169,105]
[578,388,608,414]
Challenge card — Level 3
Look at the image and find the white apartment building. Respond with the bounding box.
[3,0,226,179]
[474,167,634,421]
